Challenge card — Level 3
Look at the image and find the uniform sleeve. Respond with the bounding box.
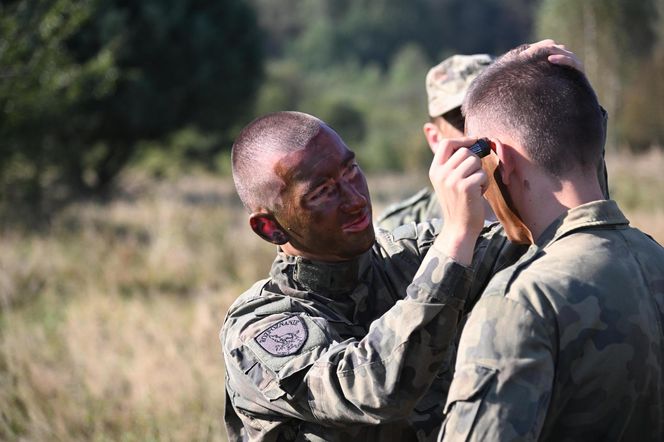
[439,295,555,441]
[306,243,470,424]
[223,243,473,427]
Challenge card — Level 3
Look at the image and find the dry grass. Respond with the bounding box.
[605,149,664,242]
[0,174,275,441]
[0,150,662,441]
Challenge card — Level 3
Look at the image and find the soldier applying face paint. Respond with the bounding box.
[222,110,509,441]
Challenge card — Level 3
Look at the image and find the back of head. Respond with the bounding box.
[232,111,322,212]
[463,47,604,178]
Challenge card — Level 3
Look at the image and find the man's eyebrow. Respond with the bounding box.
[303,151,357,196]
[303,174,333,196]
[307,177,329,192]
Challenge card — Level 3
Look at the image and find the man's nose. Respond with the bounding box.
[339,182,367,212]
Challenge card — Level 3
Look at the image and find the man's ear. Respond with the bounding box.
[249,213,289,245]
[423,122,442,154]
[492,138,515,186]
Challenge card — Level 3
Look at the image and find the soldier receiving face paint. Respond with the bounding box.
[438,45,664,442]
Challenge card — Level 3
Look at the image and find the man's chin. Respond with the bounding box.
[333,227,375,261]
[352,227,376,253]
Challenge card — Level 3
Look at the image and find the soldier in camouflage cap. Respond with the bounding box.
[376,54,493,231]
[425,54,494,120]
[221,110,519,441]
[376,42,610,232]
[438,46,664,441]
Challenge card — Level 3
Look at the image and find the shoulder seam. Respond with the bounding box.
[227,278,272,315]
[376,187,432,220]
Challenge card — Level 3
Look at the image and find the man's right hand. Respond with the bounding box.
[523,39,585,72]
[429,137,488,266]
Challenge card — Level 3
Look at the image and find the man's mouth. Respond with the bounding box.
[342,210,371,233]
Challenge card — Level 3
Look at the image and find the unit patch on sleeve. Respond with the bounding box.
[255,316,309,356]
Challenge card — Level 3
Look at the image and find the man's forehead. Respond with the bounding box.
[274,129,351,183]
[273,148,310,184]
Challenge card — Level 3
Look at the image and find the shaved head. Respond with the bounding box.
[232,111,323,212]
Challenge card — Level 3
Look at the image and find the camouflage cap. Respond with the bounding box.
[426,54,494,117]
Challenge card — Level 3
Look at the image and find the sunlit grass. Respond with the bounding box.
[606,149,664,241]
[0,149,662,441]
[0,173,275,441]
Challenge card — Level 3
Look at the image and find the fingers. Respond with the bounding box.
[523,39,585,73]
[430,137,486,191]
[547,52,584,72]
[429,137,488,240]
[526,39,558,51]
[431,149,483,186]
[431,137,478,165]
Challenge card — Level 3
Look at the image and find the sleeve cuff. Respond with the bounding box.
[406,243,474,306]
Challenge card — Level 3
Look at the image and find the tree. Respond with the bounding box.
[0,0,263,205]
[259,0,538,69]
[536,0,660,150]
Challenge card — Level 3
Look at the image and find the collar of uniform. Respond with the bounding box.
[536,200,629,248]
[271,249,372,298]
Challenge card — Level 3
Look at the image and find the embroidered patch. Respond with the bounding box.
[255,316,308,356]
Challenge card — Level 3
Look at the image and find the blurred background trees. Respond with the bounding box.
[1,2,663,440]
[536,0,663,152]
[0,0,662,212]
[0,0,262,210]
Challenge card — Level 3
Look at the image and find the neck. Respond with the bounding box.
[280,243,347,263]
[274,248,368,296]
[517,169,604,241]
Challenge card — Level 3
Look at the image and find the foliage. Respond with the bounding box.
[0,0,263,207]
[254,44,432,173]
[620,49,664,151]
[536,0,663,151]
[251,0,538,66]
[249,0,663,157]
[245,0,546,175]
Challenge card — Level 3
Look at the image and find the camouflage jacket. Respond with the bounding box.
[439,200,664,441]
[222,221,521,441]
[376,188,441,232]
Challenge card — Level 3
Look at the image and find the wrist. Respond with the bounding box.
[435,225,479,267]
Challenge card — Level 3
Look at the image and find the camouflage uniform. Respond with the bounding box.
[439,200,664,441]
[222,221,522,441]
[376,188,440,232]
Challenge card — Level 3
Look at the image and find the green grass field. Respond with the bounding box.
[1,150,663,441]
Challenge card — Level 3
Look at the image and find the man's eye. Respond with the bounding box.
[309,184,334,201]
[343,163,359,178]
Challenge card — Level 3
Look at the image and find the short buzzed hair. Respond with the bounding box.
[463,47,604,178]
[232,111,322,212]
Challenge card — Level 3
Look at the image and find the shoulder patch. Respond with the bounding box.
[255,316,308,356]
